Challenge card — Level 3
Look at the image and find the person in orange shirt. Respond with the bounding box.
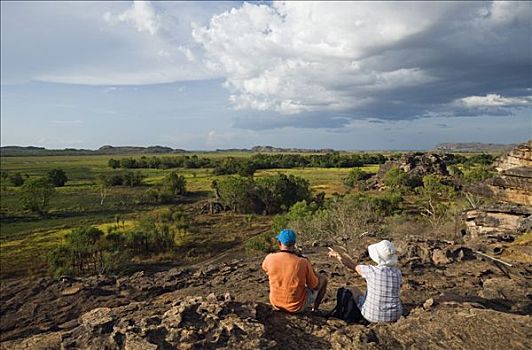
[262,229,328,313]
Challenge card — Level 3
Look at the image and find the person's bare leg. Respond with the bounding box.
[313,275,328,311]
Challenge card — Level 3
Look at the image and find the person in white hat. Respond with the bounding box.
[328,240,402,323]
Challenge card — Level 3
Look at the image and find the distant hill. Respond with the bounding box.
[0,145,186,156]
[434,142,518,153]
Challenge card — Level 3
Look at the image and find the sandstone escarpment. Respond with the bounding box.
[464,142,532,242]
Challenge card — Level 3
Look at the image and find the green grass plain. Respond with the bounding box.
[1,152,376,278]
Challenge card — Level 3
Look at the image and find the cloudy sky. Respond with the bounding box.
[1,1,531,150]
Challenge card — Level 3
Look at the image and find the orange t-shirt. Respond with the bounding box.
[262,251,319,312]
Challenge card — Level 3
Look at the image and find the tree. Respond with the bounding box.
[108,159,120,169]
[165,171,187,195]
[49,226,106,274]
[123,171,144,187]
[416,175,456,229]
[255,174,311,214]
[96,175,109,206]
[9,172,25,187]
[237,161,257,177]
[213,176,258,213]
[47,169,68,187]
[20,177,55,215]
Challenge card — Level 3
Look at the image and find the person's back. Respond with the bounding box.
[262,251,318,312]
[357,264,402,322]
[262,229,327,313]
[328,240,402,323]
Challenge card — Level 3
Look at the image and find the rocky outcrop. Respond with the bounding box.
[494,142,532,172]
[463,142,531,243]
[464,204,532,239]
[471,141,532,206]
[377,153,449,180]
[371,152,450,190]
[2,240,531,349]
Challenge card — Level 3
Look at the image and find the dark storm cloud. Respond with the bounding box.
[195,1,532,130]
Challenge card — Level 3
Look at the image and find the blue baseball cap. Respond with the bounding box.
[276,229,296,245]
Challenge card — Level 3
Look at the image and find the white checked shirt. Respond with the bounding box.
[357,264,402,322]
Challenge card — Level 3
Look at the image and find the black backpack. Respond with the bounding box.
[328,287,363,323]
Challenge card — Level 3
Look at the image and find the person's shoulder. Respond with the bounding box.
[263,252,276,261]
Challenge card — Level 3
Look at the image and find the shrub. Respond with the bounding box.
[123,171,144,187]
[416,175,457,229]
[20,177,55,215]
[214,174,312,215]
[164,171,187,195]
[47,169,68,187]
[383,167,409,190]
[255,174,312,214]
[213,176,259,213]
[343,168,371,189]
[273,193,403,244]
[245,232,276,253]
[463,166,495,184]
[106,174,124,186]
[9,172,25,187]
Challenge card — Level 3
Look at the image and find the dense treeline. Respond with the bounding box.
[108,152,388,174]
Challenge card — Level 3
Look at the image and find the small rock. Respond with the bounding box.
[224,292,234,302]
[61,284,83,296]
[423,298,435,310]
[432,249,452,265]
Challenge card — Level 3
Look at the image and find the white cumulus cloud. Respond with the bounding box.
[456,94,532,108]
[194,1,532,122]
[104,1,160,35]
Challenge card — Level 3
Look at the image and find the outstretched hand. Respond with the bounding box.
[327,247,342,261]
[327,246,358,272]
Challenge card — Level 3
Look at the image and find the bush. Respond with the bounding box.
[123,171,144,187]
[255,173,311,214]
[383,167,409,190]
[245,232,276,253]
[48,226,108,275]
[213,174,312,214]
[164,171,187,195]
[9,172,25,187]
[47,169,68,187]
[272,193,402,244]
[343,168,371,189]
[416,175,457,229]
[213,176,260,213]
[106,174,124,186]
[20,177,55,215]
[464,166,495,184]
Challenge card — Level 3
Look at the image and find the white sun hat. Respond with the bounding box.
[368,240,398,267]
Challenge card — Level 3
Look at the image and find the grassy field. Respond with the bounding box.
[1,152,379,279]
